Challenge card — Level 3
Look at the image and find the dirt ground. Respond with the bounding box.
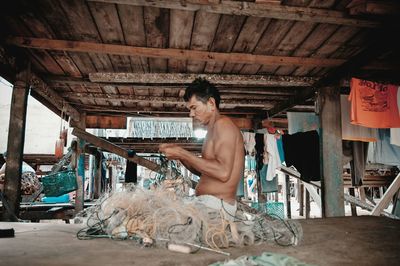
[0,216,399,266]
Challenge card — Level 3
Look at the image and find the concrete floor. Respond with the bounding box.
[0,216,399,266]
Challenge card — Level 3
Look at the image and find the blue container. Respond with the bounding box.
[42,193,70,203]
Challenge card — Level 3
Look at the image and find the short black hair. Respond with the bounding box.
[183,78,221,109]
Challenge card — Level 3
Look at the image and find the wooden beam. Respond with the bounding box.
[371,173,400,216]
[45,75,309,90]
[88,0,381,28]
[29,74,80,120]
[86,115,127,129]
[71,128,161,172]
[7,37,345,68]
[107,137,203,153]
[88,72,315,87]
[62,92,277,107]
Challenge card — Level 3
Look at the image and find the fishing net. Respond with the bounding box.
[76,184,303,250]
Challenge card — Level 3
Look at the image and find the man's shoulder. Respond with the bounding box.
[215,116,237,129]
[215,116,241,136]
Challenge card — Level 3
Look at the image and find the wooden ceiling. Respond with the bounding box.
[0,0,399,128]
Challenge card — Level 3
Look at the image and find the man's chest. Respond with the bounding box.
[202,136,215,159]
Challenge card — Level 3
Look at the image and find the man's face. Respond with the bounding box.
[186,95,212,125]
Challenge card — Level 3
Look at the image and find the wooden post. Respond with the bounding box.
[74,113,86,214]
[318,86,344,217]
[285,174,291,219]
[93,152,102,199]
[299,182,304,216]
[349,187,357,216]
[1,70,30,221]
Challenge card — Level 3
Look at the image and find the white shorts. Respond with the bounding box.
[196,195,237,222]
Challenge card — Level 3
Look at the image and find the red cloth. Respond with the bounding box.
[349,78,400,128]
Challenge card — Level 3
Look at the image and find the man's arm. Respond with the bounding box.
[180,158,201,176]
[160,119,238,182]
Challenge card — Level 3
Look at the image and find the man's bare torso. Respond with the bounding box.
[195,116,244,204]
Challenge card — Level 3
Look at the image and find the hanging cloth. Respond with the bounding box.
[263,134,281,181]
[282,130,321,182]
[349,78,400,128]
[341,95,378,142]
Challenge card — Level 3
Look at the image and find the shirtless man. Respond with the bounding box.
[159,78,245,206]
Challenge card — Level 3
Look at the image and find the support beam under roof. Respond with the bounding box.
[7,37,345,68]
[88,0,382,28]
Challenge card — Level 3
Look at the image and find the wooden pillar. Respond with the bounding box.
[318,86,344,217]
[299,182,304,216]
[93,152,102,199]
[72,113,86,214]
[349,187,357,216]
[285,174,291,219]
[2,70,29,221]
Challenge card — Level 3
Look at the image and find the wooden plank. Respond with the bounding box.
[260,21,316,75]
[118,5,148,72]
[222,17,271,73]
[187,10,220,73]
[88,1,132,72]
[204,14,246,73]
[80,105,262,116]
[304,182,322,210]
[88,72,316,86]
[56,0,114,73]
[169,10,195,72]
[343,193,399,219]
[307,26,359,76]
[86,115,127,129]
[2,70,30,221]
[62,92,275,107]
[143,7,169,72]
[318,85,344,217]
[71,128,161,172]
[45,76,301,95]
[371,173,400,216]
[88,0,382,27]
[241,19,294,74]
[281,23,338,76]
[16,1,82,77]
[7,37,347,68]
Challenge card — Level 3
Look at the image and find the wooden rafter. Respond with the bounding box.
[61,91,287,101]
[87,73,316,86]
[29,74,80,120]
[45,75,309,91]
[72,128,161,172]
[88,0,382,28]
[7,37,345,68]
[66,93,275,108]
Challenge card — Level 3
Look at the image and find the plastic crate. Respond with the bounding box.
[42,170,78,197]
[251,202,285,219]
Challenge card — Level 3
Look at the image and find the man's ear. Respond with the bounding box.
[207,97,216,111]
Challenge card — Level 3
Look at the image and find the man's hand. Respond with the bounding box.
[159,144,183,160]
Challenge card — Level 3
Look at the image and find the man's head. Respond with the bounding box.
[184,78,220,109]
[184,78,221,125]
